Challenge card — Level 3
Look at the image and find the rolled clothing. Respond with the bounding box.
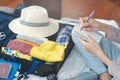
[2,47,32,61]
[16,34,48,45]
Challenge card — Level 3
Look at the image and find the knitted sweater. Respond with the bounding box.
[106,26,120,79]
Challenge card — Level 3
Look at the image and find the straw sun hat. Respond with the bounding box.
[9,6,59,38]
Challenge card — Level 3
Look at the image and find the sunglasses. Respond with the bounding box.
[0,32,6,40]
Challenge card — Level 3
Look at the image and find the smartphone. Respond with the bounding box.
[74,31,89,42]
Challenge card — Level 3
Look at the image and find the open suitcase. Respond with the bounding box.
[0,4,74,80]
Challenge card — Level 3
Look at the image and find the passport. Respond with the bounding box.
[0,63,12,79]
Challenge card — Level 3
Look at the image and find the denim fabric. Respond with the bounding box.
[100,37,120,61]
[69,71,98,80]
[0,12,17,47]
[72,33,107,74]
[57,46,90,80]
[72,33,120,80]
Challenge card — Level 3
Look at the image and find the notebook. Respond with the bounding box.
[73,24,102,43]
[0,63,12,79]
[59,17,102,43]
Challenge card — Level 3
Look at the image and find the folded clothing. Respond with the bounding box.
[14,39,38,46]
[30,41,65,62]
[56,25,72,46]
[7,39,33,55]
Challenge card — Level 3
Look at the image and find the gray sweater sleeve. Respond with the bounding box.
[106,26,120,43]
[106,26,120,79]
[108,59,120,79]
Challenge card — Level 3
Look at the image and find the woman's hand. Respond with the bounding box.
[78,35,112,66]
[78,35,103,55]
[79,17,110,33]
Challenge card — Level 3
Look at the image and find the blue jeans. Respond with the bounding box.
[71,33,120,80]
[69,71,98,80]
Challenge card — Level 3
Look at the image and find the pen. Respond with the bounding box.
[80,10,95,30]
